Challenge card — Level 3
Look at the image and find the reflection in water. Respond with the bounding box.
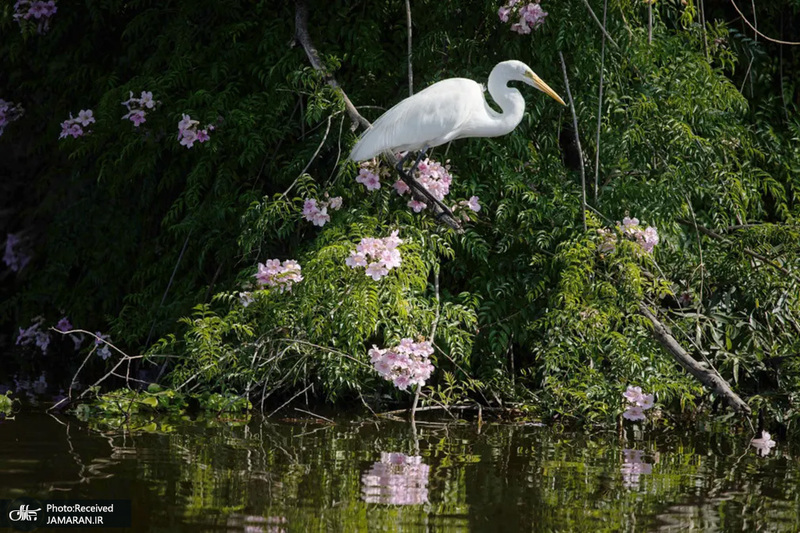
[361,452,430,505]
[0,413,798,531]
[620,449,652,489]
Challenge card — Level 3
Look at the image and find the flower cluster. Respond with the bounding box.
[3,233,30,272]
[621,449,652,489]
[59,109,95,139]
[16,316,89,355]
[94,332,112,360]
[750,431,777,457]
[121,91,157,127]
[13,0,57,33]
[0,99,24,137]
[177,114,213,148]
[498,0,548,34]
[361,452,430,505]
[302,196,342,227]
[369,338,435,391]
[16,317,51,354]
[394,158,452,213]
[355,159,388,191]
[345,230,402,281]
[619,216,659,253]
[622,385,654,421]
[254,259,303,293]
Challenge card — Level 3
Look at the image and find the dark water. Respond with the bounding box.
[0,412,797,532]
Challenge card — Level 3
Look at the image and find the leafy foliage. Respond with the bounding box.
[2,0,800,428]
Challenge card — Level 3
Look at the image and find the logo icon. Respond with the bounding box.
[5,498,46,532]
[9,504,41,522]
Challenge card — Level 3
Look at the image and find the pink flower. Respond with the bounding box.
[347,231,403,280]
[750,431,777,457]
[637,393,654,410]
[622,406,646,421]
[55,317,72,332]
[393,180,410,195]
[498,6,512,22]
[178,114,198,132]
[623,385,643,404]
[467,196,481,212]
[126,110,146,126]
[254,259,303,292]
[328,196,343,210]
[139,91,155,109]
[365,262,388,281]
[345,252,368,268]
[77,109,95,126]
[179,128,198,148]
[408,199,427,213]
[356,168,381,191]
[511,19,531,34]
[520,3,547,27]
[196,129,210,143]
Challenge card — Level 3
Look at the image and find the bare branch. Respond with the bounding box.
[639,304,751,414]
[581,0,619,49]
[559,53,587,232]
[729,0,800,46]
[406,0,413,96]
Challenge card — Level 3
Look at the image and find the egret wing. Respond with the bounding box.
[350,79,481,161]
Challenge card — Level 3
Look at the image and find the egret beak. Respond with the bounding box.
[525,71,566,106]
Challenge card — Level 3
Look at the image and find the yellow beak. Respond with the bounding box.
[527,71,566,106]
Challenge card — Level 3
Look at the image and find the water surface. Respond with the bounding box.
[0,412,797,531]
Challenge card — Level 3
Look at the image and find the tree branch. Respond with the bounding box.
[729,0,800,46]
[581,0,619,49]
[639,304,751,414]
[559,52,587,232]
[405,0,413,97]
[294,0,370,129]
[293,0,462,232]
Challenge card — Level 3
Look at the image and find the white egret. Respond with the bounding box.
[349,60,565,163]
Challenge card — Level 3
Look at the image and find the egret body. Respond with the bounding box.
[349,60,565,162]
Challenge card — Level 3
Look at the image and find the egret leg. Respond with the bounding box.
[408,146,429,176]
[394,150,413,174]
[395,146,454,220]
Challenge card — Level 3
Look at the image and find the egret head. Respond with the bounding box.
[523,69,566,106]
[502,60,566,106]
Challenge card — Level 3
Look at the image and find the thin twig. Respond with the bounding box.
[280,114,333,199]
[267,384,313,418]
[581,0,619,49]
[729,0,800,45]
[648,1,652,44]
[559,53,587,232]
[405,0,413,96]
[294,407,334,423]
[593,0,608,201]
[148,228,192,357]
[699,0,709,59]
[677,218,800,284]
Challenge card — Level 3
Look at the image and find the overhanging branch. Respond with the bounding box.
[293,0,462,232]
[639,304,751,414]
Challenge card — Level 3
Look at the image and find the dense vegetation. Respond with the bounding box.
[2,0,799,430]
